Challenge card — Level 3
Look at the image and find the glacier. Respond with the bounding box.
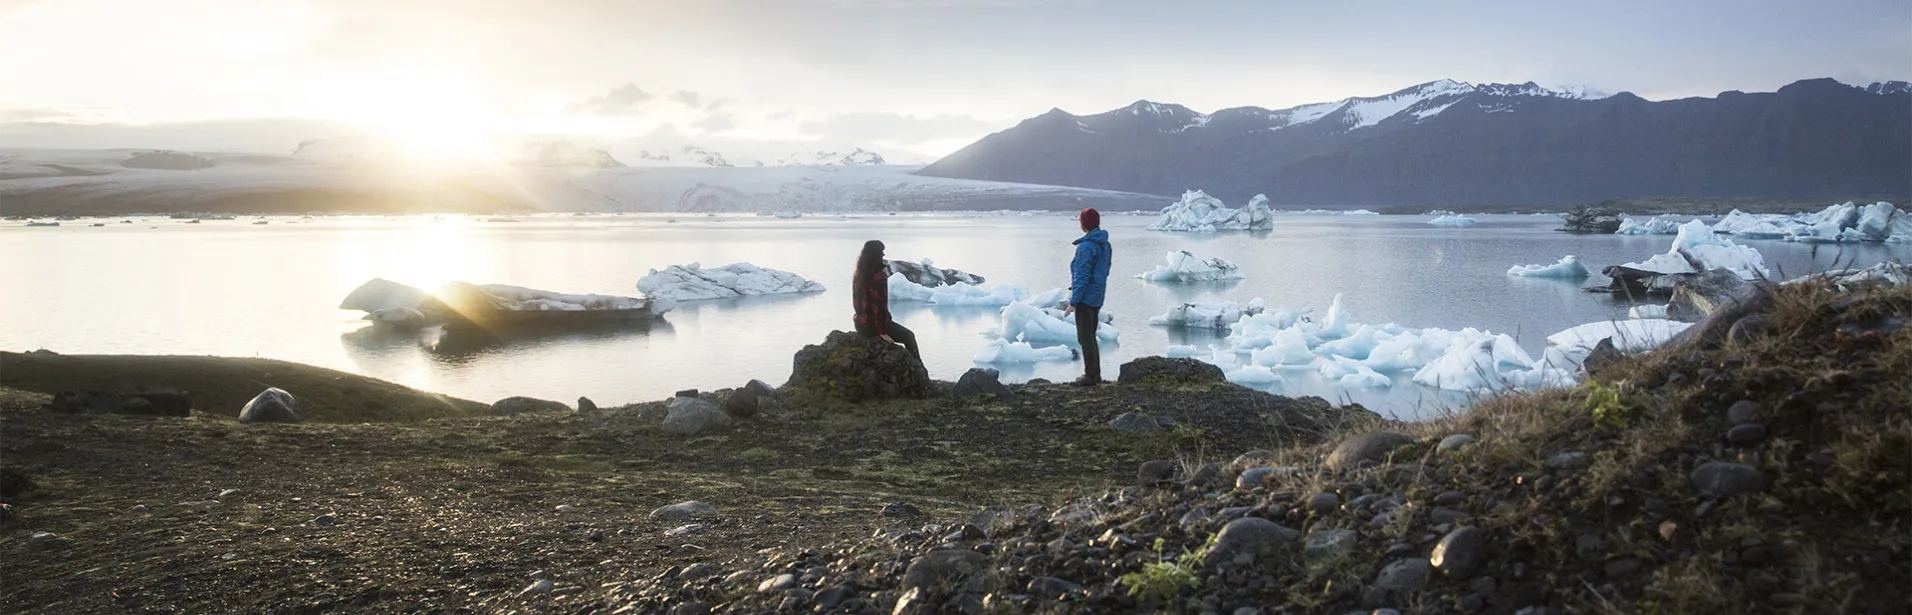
[636,262,826,301]
[1134,250,1246,282]
[1146,190,1274,232]
[1506,255,1591,279]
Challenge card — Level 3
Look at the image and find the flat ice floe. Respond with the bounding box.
[1619,220,1770,280]
[1506,255,1591,279]
[1546,319,1693,362]
[1428,215,1477,226]
[1149,299,1266,328]
[1146,190,1274,232]
[1134,251,1246,282]
[636,262,826,301]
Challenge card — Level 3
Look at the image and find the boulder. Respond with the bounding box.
[1581,337,1624,375]
[577,397,599,414]
[1663,283,1774,350]
[1666,269,1754,321]
[785,330,932,402]
[723,379,775,418]
[1201,517,1300,567]
[1557,206,1622,234]
[1108,412,1161,434]
[951,368,1013,401]
[1325,432,1416,470]
[491,396,570,416]
[1431,527,1485,577]
[1117,356,1227,385]
[650,501,718,519]
[238,388,301,423]
[663,396,730,435]
[1690,462,1765,498]
[900,549,990,590]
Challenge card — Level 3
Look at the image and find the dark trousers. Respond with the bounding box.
[1075,305,1101,380]
[856,321,921,363]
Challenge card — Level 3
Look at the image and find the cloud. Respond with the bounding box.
[692,113,735,133]
[668,90,704,108]
[702,98,734,111]
[798,112,1000,144]
[565,84,654,117]
[764,110,795,121]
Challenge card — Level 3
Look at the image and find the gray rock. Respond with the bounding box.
[663,396,730,435]
[1431,507,1470,525]
[1137,460,1177,484]
[1326,432,1416,470]
[952,368,1014,401]
[1026,576,1082,599]
[1727,314,1764,345]
[518,579,554,596]
[650,501,718,519]
[1433,490,1466,506]
[1726,399,1758,424]
[758,573,797,593]
[1306,492,1340,514]
[882,501,922,518]
[1227,449,1275,471]
[1581,337,1624,375]
[1547,452,1591,471]
[723,379,774,419]
[664,524,707,536]
[1691,462,1764,498]
[576,397,598,414]
[1186,464,1221,488]
[237,388,301,423]
[24,531,69,551]
[312,514,337,527]
[1116,356,1227,385]
[1436,434,1476,455]
[1431,527,1485,577]
[815,585,853,610]
[1236,467,1274,490]
[491,396,569,416]
[785,331,933,401]
[1109,412,1161,434]
[1372,557,1433,596]
[1727,423,1768,446]
[900,549,990,590]
[1303,528,1359,564]
[1231,608,1264,615]
[1200,517,1299,567]
[674,389,699,398]
[1178,506,1211,528]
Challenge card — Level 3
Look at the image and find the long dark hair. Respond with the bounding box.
[854,240,886,288]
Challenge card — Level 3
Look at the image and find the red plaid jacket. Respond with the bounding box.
[853,268,891,335]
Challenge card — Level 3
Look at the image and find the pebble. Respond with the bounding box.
[24,531,69,551]
[651,501,718,519]
[1726,423,1768,446]
[1547,452,1591,471]
[1431,527,1485,577]
[1690,462,1765,498]
[1434,490,1466,506]
[1727,400,1758,424]
[129,504,150,513]
[1201,517,1299,567]
[1431,507,1470,525]
[554,504,574,513]
[1306,492,1340,514]
[176,500,220,508]
[881,501,922,518]
[1236,467,1274,490]
[518,579,554,596]
[312,514,337,527]
[1137,460,1177,484]
[217,489,243,499]
[666,524,708,536]
[757,573,796,593]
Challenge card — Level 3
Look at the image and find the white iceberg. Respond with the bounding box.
[1546,319,1694,363]
[1223,365,1282,386]
[637,262,826,301]
[974,339,1077,364]
[1619,220,1769,280]
[1428,215,1477,226]
[1615,215,1686,235]
[1165,344,1201,358]
[1713,209,1797,237]
[1135,250,1246,282]
[1506,255,1591,279]
[997,301,1118,345]
[889,273,1029,307]
[1149,299,1265,329]
[1714,202,1910,244]
[1627,304,1670,319]
[1146,190,1273,232]
[450,283,654,311]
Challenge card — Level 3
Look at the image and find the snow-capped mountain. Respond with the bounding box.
[920,77,1910,206]
[517,141,623,169]
[629,145,893,168]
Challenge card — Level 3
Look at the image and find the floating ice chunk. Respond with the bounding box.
[974,339,1077,364]
[1852,202,1897,240]
[340,278,431,312]
[888,273,935,302]
[451,283,656,311]
[1147,190,1274,232]
[1315,324,1383,361]
[1621,220,1769,280]
[1615,216,1686,235]
[637,262,826,301]
[1249,328,1316,367]
[1135,250,1246,282]
[1336,363,1394,389]
[1150,299,1265,329]
[1411,333,1537,392]
[1546,319,1694,363]
[1428,215,1477,226]
[1165,344,1200,358]
[1627,304,1670,319]
[998,302,1118,345]
[1713,209,1795,235]
[1022,288,1069,310]
[1506,255,1591,279]
[1320,293,1352,338]
[1224,365,1282,385]
[890,273,1029,306]
[1224,308,1314,349]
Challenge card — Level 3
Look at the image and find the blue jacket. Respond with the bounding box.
[1069,228,1112,307]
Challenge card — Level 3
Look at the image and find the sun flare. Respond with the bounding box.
[319,67,504,164]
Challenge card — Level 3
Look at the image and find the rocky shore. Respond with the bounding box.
[2,280,1908,614]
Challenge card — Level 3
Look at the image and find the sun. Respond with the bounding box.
[320,67,503,164]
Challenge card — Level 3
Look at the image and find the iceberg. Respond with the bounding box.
[1615,215,1686,235]
[887,258,984,288]
[1714,202,1910,244]
[637,262,826,301]
[1627,304,1670,319]
[1546,319,1694,363]
[1149,299,1265,329]
[1506,255,1591,279]
[1165,344,1201,358]
[1618,220,1769,281]
[1223,365,1282,386]
[1146,190,1274,232]
[889,273,1028,307]
[1428,215,1477,226]
[974,339,1077,364]
[1135,250,1246,282]
[998,301,1118,345]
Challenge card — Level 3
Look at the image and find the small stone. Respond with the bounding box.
[1603,557,1643,579]
[129,504,151,513]
[1659,520,1679,541]
[553,504,574,513]
[1306,492,1340,514]
[1437,434,1476,454]
[1026,576,1082,599]
[312,514,337,527]
[1431,507,1470,525]
[1372,557,1433,596]
[882,501,922,518]
[901,549,989,590]
[1303,529,1359,564]
[1109,412,1161,434]
[1227,450,1274,471]
[518,579,554,596]
[217,489,243,499]
[664,524,707,536]
[815,585,853,610]
[1236,467,1274,490]
[1726,400,1758,424]
[1690,462,1764,498]
[24,531,68,551]
[490,396,570,416]
[1232,608,1264,615]
[1726,423,1768,446]
[1201,517,1299,567]
[237,388,301,423]
[1178,506,1211,528]
[650,501,718,519]
[1186,464,1221,488]
[1469,576,1498,594]
[758,573,796,593]
[1548,452,1591,471]
[1431,527,1485,577]
[1325,432,1416,470]
[1137,460,1177,485]
[1434,490,1466,506]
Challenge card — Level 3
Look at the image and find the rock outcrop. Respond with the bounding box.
[1116,357,1227,385]
[1558,206,1623,234]
[785,331,932,402]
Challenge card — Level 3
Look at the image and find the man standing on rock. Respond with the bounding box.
[1064,208,1112,386]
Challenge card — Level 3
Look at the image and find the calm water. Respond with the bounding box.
[3,213,1904,418]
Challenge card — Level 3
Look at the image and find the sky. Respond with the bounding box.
[1,0,1907,160]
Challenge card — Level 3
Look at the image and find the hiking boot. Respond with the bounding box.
[1071,375,1101,387]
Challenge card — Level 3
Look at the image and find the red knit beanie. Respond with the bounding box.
[1079,208,1100,231]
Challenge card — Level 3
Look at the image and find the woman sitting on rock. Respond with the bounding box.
[852,240,921,362]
